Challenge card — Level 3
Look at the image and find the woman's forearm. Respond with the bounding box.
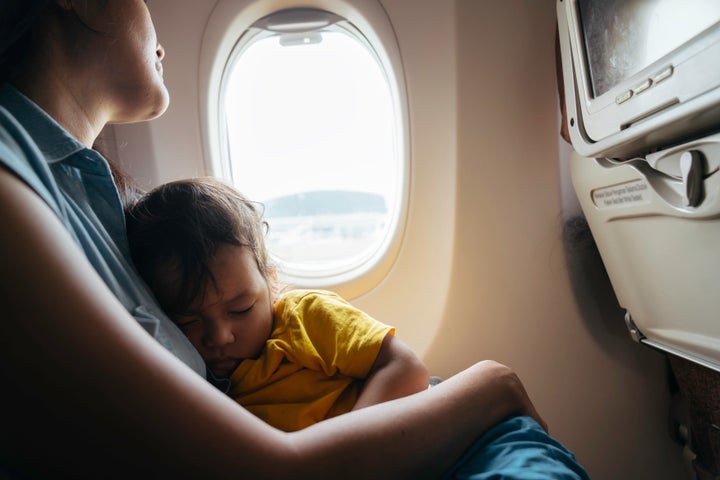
[289,360,544,480]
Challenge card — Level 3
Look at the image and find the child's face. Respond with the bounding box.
[169,244,274,378]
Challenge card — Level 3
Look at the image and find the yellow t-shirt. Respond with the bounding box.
[229,289,394,432]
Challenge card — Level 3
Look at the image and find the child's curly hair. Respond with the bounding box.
[125,177,273,314]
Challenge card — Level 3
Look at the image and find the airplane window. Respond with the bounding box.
[221,9,405,287]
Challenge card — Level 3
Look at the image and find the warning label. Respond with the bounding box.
[592,180,650,209]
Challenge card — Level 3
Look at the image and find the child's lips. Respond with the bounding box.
[209,358,241,376]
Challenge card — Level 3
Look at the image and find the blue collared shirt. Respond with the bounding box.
[0,84,205,376]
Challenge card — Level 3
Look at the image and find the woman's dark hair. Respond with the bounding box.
[0,1,144,207]
[93,133,145,209]
[0,1,52,83]
[125,177,272,314]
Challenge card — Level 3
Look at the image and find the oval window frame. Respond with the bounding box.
[199,0,410,297]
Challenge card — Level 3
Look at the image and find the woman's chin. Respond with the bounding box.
[112,85,170,123]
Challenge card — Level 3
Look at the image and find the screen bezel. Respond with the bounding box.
[558,0,720,159]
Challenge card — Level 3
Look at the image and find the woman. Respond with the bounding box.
[0,1,585,479]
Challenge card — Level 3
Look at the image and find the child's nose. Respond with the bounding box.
[203,320,235,348]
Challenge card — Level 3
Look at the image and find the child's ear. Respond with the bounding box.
[268,267,282,297]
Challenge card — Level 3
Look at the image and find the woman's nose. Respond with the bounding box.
[203,320,235,348]
[156,43,165,61]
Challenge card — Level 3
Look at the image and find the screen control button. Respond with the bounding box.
[653,66,674,84]
[616,90,633,104]
[633,79,652,95]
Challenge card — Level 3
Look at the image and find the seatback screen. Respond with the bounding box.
[577,0,720,98]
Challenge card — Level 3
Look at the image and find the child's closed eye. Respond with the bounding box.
[230,304,254,316]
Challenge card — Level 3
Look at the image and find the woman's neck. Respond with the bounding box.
[14,72,105,148]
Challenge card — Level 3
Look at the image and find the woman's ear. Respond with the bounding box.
[55,0,108,33]
[53,0,73,10]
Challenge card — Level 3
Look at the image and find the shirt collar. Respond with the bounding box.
[0,83,86,164]
[206,369,232,394]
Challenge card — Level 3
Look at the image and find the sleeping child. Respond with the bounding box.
[125,177,429,431]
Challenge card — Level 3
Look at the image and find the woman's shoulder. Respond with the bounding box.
[0,95,36,160]
[0,95,66,219]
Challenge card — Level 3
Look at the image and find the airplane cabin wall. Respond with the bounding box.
[113,1,691,479]
[423,2,687,479]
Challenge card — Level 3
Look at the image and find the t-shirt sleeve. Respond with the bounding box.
[273,289,394,379]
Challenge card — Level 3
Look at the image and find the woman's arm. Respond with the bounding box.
[0,167,544,479]
[0,167,284,478]
[352,333,430,410]
[295,359,544,479]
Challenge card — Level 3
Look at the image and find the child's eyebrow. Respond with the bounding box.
[185,290,254,314]
[223,291,254,306]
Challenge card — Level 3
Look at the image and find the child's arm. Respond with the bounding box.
[352,333,430,410]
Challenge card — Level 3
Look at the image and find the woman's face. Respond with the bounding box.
[70,0,169,123]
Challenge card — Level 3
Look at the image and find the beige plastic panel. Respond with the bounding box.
[571,139,720,371]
